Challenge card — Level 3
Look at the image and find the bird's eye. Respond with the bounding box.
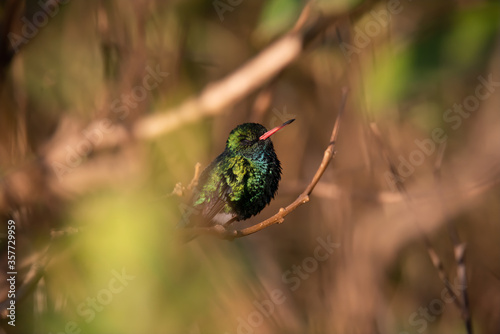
[241,139,253,146]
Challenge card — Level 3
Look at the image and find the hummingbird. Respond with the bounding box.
[180,119,295,228]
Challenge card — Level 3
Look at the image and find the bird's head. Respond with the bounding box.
[225,119,295,157]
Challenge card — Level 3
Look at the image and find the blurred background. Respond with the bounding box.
[0,0,500,333]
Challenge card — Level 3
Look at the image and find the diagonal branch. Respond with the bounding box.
[131,2,371,140]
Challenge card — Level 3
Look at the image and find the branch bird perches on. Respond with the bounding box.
[184,88,349,240]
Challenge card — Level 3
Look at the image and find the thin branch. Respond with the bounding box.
[189,88,348,240]
[369,124,463,309]
[167,162,202,198]
[425,245,462,310]
[187,162,202,191]
[455,243,472,334]
[434,141,473,334]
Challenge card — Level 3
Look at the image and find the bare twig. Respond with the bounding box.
[455,243,472,334]
[187,162,202,191]
[187,88,349,240]
[434,141,473,334]
[425,245,462,309]
[168,162,202,198]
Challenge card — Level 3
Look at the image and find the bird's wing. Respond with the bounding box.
[223,155,250,203]
[194,155,250,226]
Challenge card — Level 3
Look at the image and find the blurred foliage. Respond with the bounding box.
[254,0,302,41]
[367,4,500,117]
[0,0,500,334]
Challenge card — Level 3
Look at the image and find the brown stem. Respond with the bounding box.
[434,141,473,334]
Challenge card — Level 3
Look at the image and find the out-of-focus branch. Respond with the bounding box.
[133,31,302,139]
[132,2,370,140]
[189,88,348,240]
[369,124,467,319]
[434,142,473,334]
[170,162,202,197]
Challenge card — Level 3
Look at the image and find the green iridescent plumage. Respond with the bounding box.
[182,121,293,227]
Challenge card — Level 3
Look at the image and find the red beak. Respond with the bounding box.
[259,119,295,141]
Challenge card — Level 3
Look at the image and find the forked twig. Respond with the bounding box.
[169,162,202,197]
[434,142,473,334]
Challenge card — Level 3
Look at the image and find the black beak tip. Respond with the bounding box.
[283,119,295,126]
